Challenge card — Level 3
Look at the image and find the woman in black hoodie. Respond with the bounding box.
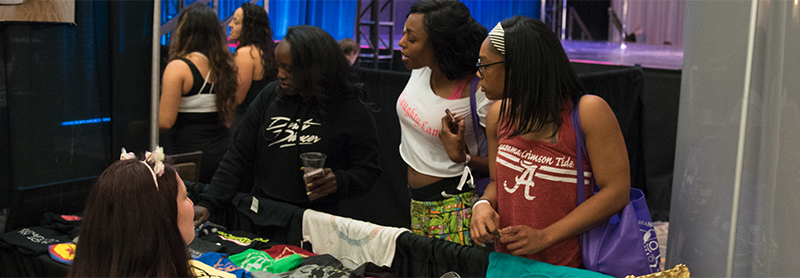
[193,25,382,230]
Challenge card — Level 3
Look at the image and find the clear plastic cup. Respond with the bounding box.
[300,152,327,200]
[300,152,327,173]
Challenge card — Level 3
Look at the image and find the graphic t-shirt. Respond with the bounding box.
[396,67,492,177]
[250,254,354,278]
[262,244,315,260]
[301,209,410,270]
[198,82,381,214]
[494,107,592,267]
[196,252,252,278]
[192,260,237,278]
[48,242,75,265]
[0,227,71,255]
[199,231,270,256]
[229,249,274,272]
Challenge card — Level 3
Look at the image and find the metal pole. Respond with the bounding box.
[151,0,161,150]
[388,0,394,70]
[370,0,379,69]
[621,0,628,47]
[540,0,546,23]
[560,0,567,40]
[567,7,573,40]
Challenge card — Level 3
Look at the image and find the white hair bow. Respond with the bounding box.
[120,147,165,188]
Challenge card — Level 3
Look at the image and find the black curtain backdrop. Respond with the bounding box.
[0,25,9,214]
[577,66,647,203]
[568,0,611,41]
[0,0,152,231]
[573,62,681,221]
[639,68,681,221]
[336,68,412,229]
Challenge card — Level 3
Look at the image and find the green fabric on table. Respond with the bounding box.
[229,249,274,272]
[229,249,304,274]
[266,254,303,273]
[487,252,612,278]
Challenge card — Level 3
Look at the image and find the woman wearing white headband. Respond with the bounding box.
[396,0,490,246]
[470,16,630,267]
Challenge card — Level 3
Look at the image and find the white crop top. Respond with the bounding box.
[179,63,218,113]
[179,94,217,113]
[396,67,492,178]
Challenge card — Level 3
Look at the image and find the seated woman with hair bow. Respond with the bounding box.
[68,148,197,277]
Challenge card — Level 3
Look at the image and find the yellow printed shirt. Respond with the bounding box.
[199,230,270,255]
[191,260,237,278]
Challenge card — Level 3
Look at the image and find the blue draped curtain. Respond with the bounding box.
[269,0,540,43]
[160,0,264,45]
[160,0,265,24]
[160,1,540,46]
[392,0,541,46]
[270,0,357,41]
[461,0,541,30]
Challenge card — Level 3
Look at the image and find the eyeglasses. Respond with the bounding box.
[476,59,505,77]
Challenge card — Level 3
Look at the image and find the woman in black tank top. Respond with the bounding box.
[228,3,278,131]
[158,3,237,183]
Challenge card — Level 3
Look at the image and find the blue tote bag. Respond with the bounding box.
[571,99,661,277]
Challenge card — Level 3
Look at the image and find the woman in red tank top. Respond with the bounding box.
[469,16,631,268]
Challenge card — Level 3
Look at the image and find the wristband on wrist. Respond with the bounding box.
[464,153,471,166]
[473,198,491,209]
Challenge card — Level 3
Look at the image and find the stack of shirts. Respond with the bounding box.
[0,213,82,277]
[300,209,611,278]
[188,228,391,278]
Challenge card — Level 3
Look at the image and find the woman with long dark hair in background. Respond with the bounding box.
[228,3,278,131]
[396,0,489,245]
[193,26,382,236]
[159,3,238,184]
[470,16,630,267]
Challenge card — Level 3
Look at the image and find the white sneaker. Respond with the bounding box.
[0,0,23,5]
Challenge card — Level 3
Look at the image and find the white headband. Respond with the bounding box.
[120,147,165,189]
[488,22,505,55]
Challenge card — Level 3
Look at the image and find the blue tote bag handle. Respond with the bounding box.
[469,78,490,195]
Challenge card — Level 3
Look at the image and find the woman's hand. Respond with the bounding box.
[306,168,337,200]
[470,202,500,246]
[498,225,554,256]
[439,111,467,163]
[193,205,210,227]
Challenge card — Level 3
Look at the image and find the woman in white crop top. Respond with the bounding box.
[396,0,490,246]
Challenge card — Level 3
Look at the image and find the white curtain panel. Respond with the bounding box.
[609,0,686,46]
